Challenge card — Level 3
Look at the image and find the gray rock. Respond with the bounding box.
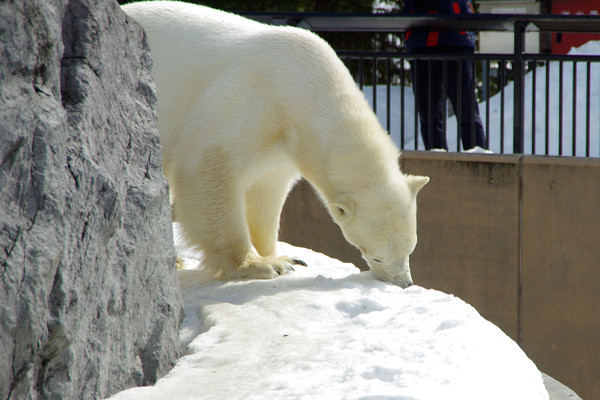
[0,1,183,399]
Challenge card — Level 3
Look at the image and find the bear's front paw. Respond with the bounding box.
[241,255,306,279]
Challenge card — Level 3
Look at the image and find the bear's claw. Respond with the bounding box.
[292,258,307,267]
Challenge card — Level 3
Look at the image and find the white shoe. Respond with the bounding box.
[430,148,447,152]
[465,146,493,154]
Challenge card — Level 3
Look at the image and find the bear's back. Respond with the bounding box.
[122,1,389,173]
[123,1,262,36]
[122,1,354,125]
[123,2,310,63]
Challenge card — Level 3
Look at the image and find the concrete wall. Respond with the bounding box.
[279,151,599,400]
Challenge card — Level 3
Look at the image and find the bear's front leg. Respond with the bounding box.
[245,167,299,257]
[173,154,302,281]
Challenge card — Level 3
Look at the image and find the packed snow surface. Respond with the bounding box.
[109,224,548,400]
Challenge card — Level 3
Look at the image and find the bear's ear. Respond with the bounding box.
[331,203,349,219]
[330,195,354,220]
[407,175,429,195]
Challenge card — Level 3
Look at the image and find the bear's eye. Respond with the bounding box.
[371,257,383,264]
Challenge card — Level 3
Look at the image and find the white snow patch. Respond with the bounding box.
[108,224,548,400]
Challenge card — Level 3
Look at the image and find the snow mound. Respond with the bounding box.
[568,40,600,56]
[109,226,548,400]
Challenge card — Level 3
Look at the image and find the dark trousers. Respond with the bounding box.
[410,46,486,150]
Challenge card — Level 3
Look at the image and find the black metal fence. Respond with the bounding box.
[243,13,600,158]
[341,50,600,157]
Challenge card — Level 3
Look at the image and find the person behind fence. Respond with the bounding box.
[404,0,490,152]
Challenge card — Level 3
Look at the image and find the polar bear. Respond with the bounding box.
[123,1,429,288]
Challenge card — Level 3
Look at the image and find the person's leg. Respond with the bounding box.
[411,58,447,150]
[446,50,487,150]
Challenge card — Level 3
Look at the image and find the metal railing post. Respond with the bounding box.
[513,22,526,154]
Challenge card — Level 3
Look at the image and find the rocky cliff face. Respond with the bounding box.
[0,1,183,399]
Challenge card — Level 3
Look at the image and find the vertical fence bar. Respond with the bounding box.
[413,58,419,150]
[401,57,406,150]
[427,59,433,150]
[485,60,490,150]
[531,61,536,154]
[500,61,506,154]
[442,59,447,149]
[457,58,462,152]
[513,22,526,154]
[545,60,550,155]
[470,57,476,150]
[586,62,591,157]
[572,61,577,156]
[359,57,365,90]
[386,57,391,134]
[559,61,564,156]
[372,57,378,114]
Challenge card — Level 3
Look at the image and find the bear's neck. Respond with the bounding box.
[290,102,401,204]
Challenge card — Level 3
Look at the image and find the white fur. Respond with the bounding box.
[123,1,429,287]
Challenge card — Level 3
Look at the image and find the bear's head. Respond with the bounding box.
[328,174,429,288]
